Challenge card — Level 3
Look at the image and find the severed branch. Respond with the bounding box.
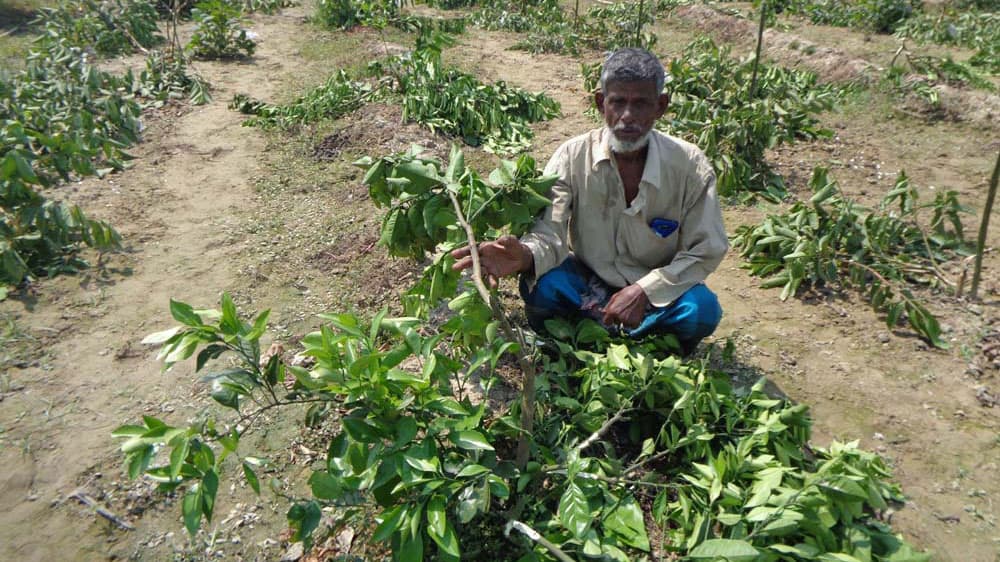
[446,191,537,469]
[575,405,635,453]
[506,520,577,562]
[69,489,135,531]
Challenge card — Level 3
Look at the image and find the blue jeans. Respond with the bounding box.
[520,257,722,348]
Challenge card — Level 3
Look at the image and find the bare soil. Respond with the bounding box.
[1,3,998,561]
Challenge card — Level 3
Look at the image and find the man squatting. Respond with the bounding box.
[452,48,728,354]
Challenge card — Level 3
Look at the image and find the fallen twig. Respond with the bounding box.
[69,489,135,531]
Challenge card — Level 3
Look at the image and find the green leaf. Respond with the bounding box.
[342,417,381,443]
[170,299,204,327]
[450,430,494,451]
[126,445,154,479]
[456,464,490,478]
[427,495,447,538]
[287,501,322,549]
[309,470,342,500]
[243,461,261,494]
[445,144,465,183]
[432,521,460,559]
[819,554,865,562]
[689,539,760,560]
[182,486,202,536]
[607,344,631,370]
[769,544,820,557]
[403,452,438,474]
[142,326,182,345]
[111,425,146,438]
[219,293,240,334]
[575,319,609,345]
[603,495,650,552]
[487,474,510,498]
[169,439,190,481]
[819,476,869,502]
[558,481,591,539]
[246,309,270,341]
[374,505,406,542]
[399,527,424,562]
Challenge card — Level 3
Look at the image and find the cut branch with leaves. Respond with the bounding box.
[733,166,971,347]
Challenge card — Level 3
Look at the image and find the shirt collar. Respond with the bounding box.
[591,128,664,190]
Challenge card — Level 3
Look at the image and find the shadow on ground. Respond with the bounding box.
[0,5,40,34]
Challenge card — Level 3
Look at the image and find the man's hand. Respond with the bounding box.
[450,235,532,288]
[602,284,649,329]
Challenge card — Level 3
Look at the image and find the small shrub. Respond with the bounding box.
[187,0,256,59]
[314,0,399,30]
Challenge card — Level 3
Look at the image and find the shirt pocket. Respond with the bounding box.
[623,215,678,268]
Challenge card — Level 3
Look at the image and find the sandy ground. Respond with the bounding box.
[1,3,998,561]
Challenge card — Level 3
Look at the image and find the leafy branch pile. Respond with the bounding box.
[882,47,996,110]
[655,38,843,201]
[121,147,927,561]
[732,166,969,347]
[372,35,560,153]
[0,42,137,290]
[37,0,163,56]
[467,0,661,55]
[895,8,1000,74]
[235,34,560,153]
[772,0,921,33]
[230,70,375,128]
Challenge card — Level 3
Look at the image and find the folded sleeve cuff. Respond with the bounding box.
[521,238,559,282]
[636,271,691,308]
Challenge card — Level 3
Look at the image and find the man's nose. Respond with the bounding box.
[621,104,637,123]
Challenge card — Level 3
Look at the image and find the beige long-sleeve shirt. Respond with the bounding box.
[521,128,729,307]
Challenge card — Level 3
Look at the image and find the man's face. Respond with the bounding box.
[595,80,669,152]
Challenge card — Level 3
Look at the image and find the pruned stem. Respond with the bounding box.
[446,191,537,469]
[971,149,1000,299]
[749,0,767,99]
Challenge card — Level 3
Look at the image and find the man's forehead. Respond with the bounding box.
[603,80,661,97]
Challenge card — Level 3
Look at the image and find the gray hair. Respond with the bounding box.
[599,48,666,94]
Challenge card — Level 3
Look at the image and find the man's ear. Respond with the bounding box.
[594,91,605,114]
[656,93,670,117]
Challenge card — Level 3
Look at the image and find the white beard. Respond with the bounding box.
[609,129,651,154]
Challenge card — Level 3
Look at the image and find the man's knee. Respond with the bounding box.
[682,284,722,328]
[671,284,722,341]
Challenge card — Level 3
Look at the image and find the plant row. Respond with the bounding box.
[1,0,298,293]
